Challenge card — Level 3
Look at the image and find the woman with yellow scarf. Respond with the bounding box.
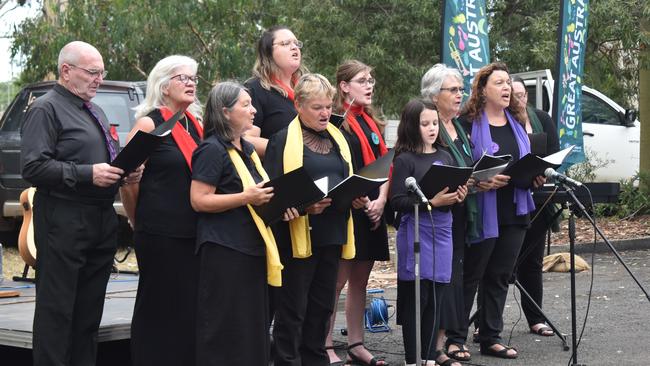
[190,81,295,365]
[264,74,356,366]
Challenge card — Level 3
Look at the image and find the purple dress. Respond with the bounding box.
[396,210,452,283]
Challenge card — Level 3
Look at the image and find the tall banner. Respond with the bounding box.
[553,0,589,167]
[440,0,490,100]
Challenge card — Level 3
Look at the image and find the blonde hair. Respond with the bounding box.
[294,73,335,105]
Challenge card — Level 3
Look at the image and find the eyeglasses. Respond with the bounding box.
[68,64,108,79]
[514,92,527,100]
[273,39,303,49]
[350,78,376,87]
[171,74,199,85]
[439,86,465,94]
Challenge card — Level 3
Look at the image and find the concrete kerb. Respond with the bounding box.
[548,236,650,255]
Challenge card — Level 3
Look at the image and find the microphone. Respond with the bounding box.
[544,168,583,188]
[405,176,429,205]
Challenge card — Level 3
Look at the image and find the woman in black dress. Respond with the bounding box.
[245,25,308,157]
[325,60,389,366]
[264,73,356,366]
[190,81,291,365]
[121,55,203,366]
[511,76,560,337]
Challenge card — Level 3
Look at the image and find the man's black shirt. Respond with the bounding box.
[21,83,119,200]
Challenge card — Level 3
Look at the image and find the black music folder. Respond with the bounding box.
[327,174,388,211]
[253,167,325,225]
[471,153,512,182]
[330,113,345,128]
[356,149,395,179]
[254,166,388,224]
[111,110,184,175]
[503,145,574,189]
[528,132,548,156]
[419,164,473,198]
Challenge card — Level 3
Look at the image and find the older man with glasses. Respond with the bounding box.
[21,40,142,366]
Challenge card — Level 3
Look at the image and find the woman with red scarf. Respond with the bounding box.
[245,25,308,157]
[120,55,203,366]
[325,60,390,366]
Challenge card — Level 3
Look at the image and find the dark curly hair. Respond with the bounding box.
[460,62,526,125]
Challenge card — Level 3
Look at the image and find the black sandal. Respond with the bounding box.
[346,342,388,365]
[445,343,471,361]
[435,350,462,366]
[530,324,554,336]
[480,343,518,359]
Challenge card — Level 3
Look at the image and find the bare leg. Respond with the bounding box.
[326,259,351,363]
[345,260,386,365]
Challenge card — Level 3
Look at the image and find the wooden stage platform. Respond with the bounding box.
[0,273,138,349]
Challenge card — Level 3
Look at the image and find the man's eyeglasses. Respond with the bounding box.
[273,39,303,49]
[350,78,376,87]
[69,64,108,79]
[439,86,465,94]
[171,74,199,85]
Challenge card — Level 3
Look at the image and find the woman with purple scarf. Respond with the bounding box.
[390,100,467,366]
[457,63,544,359]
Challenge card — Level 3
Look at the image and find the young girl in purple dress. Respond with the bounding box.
[390,100,467,366]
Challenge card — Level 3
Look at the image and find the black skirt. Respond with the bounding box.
[196,243,269,366]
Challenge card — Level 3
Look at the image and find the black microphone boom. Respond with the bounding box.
[405,176,429,205]
[544,168,583,188]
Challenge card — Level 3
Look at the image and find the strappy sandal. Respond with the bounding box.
[346,342,388,365]
[445,343,471,361]
[326,345,345,365]
[530,323,554,336]
[480,343,518,359]
[435,350,462,366]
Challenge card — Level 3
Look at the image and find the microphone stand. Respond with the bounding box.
[413,200,422,366]
[561,182,650,366]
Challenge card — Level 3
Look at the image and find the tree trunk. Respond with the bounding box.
[639,19,650,180]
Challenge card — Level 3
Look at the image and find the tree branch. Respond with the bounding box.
[187,21,212,55]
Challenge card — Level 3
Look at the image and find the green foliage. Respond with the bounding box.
[7,0,650,116]
[0,81,21,115]
[593,172,650,218]
[565,148,613,183]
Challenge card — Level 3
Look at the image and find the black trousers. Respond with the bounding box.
[273,245,341,366]
[196,243,269,366]
[517,214,551,326]
[32,192,117,366]
[130,232,199,366]
[460,225,526,346]
[396,280,446,363]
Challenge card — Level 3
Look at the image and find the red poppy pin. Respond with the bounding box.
[109,125,119,142]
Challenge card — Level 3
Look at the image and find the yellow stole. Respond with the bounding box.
[227,146,283,287]
[282,116,355,259]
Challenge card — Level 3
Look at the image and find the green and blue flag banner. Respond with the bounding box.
[553,0,590,167]
[440,0,490,101]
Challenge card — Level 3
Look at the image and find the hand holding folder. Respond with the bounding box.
[110,110,184,176]
[419,164,473,199]
[253,151,393,225]
[503,145,575,189]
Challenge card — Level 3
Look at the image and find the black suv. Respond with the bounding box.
[0,80,146,233]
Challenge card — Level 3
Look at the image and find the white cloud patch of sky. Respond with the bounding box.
[0,1,39,82]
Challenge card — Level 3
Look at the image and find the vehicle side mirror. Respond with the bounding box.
[624,109,637,126]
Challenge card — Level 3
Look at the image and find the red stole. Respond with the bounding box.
[272,76,295,101]
[160,107,204,171]
[344,103,388,165]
